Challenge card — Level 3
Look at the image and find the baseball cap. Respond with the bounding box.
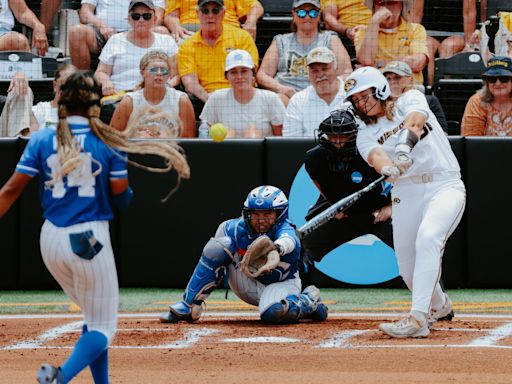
[293,0,321,8]
[306,46,336,66]
[382,61,412,77]
[482,56,512,77]
[225,49,255,71]
[198,0,225,7]
[128,0,156,10]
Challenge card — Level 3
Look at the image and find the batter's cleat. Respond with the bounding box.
[379,314,429,338]
[36,363,64,384]
[428,294,454,326]
[159,301,203,323]
[302,285,328,321]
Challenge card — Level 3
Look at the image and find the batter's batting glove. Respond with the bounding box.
[381,165,401,179]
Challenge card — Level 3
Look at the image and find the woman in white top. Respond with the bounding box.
[95,1,179,95]
[111,51,195,137]
[200,49,285,138]
[344,66,466,339]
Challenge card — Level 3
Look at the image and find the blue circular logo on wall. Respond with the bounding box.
[289,165,399,285]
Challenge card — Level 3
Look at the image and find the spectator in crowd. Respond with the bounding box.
[461,56,512,136]
[0,0,49,56]
[94,0,178,97]
[39,0,64,39]
[355,0,429,85]
[256,0,352,106]
[283,46,347,136]
[321,0,372,41]
[178,0,258,117]
[111,51,195,137]
[69,0,168,70]
[164,0,264,42]
[382,60,448,132]
[200,49,285,138]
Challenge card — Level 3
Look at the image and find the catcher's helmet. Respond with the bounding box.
[316,108,359,159]
[243,185,289,234]
[343,66,391,102]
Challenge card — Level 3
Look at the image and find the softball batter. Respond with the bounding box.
[344,66,466,338]
[0,71,188,383]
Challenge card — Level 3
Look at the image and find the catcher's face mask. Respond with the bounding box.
[249,210,277,234]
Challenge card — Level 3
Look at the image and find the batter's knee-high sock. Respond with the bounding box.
[82,325,109,384]
[60,329,108,383]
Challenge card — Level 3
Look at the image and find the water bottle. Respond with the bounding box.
[198,121,210,138]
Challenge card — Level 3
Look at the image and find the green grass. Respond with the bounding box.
[0,288,512,315]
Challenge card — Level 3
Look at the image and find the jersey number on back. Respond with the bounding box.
[46,153,96,198]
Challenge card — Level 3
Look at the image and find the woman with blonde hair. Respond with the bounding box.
[111,50,195,137]
[0,71,189,383]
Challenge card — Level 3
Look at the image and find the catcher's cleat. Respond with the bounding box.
[37,363,64,384]
[159,301,202,323]
[302,285,328,321]
[428,294,454,326]
[379,315,429,338]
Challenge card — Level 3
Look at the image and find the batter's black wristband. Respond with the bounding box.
[397,128,419,150]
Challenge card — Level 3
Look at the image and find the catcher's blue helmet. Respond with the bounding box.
[243,185,289,233]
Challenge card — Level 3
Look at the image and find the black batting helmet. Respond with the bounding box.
[316,108,359,158]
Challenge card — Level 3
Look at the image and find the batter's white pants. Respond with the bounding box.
[391,178,466,314]
[40,220,118,344]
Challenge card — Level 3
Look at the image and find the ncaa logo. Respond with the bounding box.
[351,171,363,183]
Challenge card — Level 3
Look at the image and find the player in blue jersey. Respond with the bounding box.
[159,185,328,324]
[0,71,189,384]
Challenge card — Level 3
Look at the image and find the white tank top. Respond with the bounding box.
[0,0,15,31]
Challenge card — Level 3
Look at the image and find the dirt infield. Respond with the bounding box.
[2,313,512,384]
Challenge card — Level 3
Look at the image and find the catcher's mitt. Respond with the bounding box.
[240,235,280,278]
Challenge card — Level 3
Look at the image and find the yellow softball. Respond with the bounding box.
[209,123,228,142]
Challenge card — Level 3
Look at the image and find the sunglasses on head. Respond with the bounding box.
[148,67,170,76]
[374,0,402,6]
[130,12,153,21]
[295,9,320,18]
[199,6,222,15]
[485,76,512,83]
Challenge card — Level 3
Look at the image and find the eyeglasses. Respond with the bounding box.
[148,67,170,76]
[374,0,402,6]
[485,76,512,84]
[199,7,222,15]
[295,9,320,18]
[130,12,153,21]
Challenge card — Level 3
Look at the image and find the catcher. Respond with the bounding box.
[159,185,328,324]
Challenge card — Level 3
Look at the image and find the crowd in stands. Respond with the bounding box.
[0,0,511,138]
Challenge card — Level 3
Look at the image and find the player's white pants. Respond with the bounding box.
[228,264,301,314]
[40,220,118,344]
[391,177,465,314]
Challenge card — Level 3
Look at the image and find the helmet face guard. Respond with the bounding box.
[242,186,289,235]
[316,108,359,161]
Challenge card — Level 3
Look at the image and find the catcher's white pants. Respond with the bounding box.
[391,177,465,314]
[228,263,301,314]
[40,220,118,343]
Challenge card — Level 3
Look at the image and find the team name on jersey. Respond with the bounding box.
[52,134,86,150]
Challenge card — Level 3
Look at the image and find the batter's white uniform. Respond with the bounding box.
[356,89,466,314]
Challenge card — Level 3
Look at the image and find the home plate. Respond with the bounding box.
[223,336,300,343]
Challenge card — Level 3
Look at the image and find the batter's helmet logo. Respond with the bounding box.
[344,78,356,93]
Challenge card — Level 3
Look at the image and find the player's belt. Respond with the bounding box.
[395,171,461,185]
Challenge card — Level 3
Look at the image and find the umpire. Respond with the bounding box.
[301,107,394,286]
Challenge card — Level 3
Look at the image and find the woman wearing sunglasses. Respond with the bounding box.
[461,56,512,136]
[111,51,195,138]
[256,0,352,106]
[95,0,179,99]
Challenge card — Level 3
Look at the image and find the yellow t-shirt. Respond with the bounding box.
[166,0,259,27]
[320,0,371,28]
[178,24,259,92]
[354,18,429,84]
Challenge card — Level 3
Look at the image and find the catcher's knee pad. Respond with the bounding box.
[260,300,301,324]
[203,236,233,264]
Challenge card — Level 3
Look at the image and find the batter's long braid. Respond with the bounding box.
[49,71,190,202]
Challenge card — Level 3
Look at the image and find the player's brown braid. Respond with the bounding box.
[49,71,190,202]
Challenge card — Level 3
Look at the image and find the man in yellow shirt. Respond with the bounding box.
[321,0,371,41]
[165,0,263,41]
[354,0,429,84]
[178,0,258,115]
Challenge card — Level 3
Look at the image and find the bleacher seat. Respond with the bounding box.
[432,52,486,134]
[486,0,512,17]
[256,0,294,62]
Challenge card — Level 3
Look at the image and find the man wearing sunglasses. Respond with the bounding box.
[164,0,263,43]
[69,0,167,70]
[178,0,258,117]
[354,0,429,85]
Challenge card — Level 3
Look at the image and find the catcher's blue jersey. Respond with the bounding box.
[222,217,301,285]
[16,116,128,227]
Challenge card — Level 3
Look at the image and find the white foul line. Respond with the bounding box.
[2,321,82,350]
[317,330,370,348]
[467,322,512,346]
[223,336,299,343]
